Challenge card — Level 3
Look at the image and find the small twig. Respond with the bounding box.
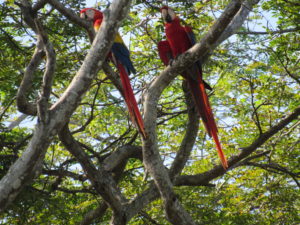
[245,162,300,188]
[236,27,300,35]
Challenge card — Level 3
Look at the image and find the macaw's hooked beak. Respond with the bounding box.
[161,7,175,23]
[164,13,173,23]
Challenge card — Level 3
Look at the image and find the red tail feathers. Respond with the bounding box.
[117,63,146,138]
[188,77,228,170]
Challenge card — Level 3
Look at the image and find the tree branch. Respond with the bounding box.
[174,106,300,186]
[16,38,43,116]
[142,1,243,224]
[245,162,300,187]
[46,0,94,41]
[34,18,56,123]
[169,81,199,178]
[236,27,300,35]
[80,202,108,225]
[0,0,132,213]
[212,0,261,48]
[58,124,127,221]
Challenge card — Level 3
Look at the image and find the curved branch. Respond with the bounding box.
[58,125,127,217]
[34,18,56,123]
[174,106,300,186]
[169,81,199,178]
[142,1,243,224]
[0,0,132,213]
[213,0,261,47]
[46,0,94,41]
[16,39,43,116]
[80,202,108,225]
[236,27,300,35]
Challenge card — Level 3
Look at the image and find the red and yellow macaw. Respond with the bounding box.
[158,6,228,169]
[80,8,146,138]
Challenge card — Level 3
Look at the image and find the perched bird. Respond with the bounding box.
[158,6,228,169]
[80,8,146,138]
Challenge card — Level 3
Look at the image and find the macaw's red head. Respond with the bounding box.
[80,8,103,31]
[160,6,176,23]
[80,8,103,22]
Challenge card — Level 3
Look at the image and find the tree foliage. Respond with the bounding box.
[0,0,299,224]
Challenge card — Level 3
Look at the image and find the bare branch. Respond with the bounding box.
[34,18,56,123]
[249,77,263,134]
[103,145,142,171]
[142,1,243,223]
[16,39,43,116]
[6,114,29,131]
[46,0,94,41]
[169,82,199,178]
[0,97,16,123]
[236,27,300,35]
[0,0,133,212]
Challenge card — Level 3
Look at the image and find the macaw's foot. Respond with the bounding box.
[168,55,180,66]
[169,59,175,66]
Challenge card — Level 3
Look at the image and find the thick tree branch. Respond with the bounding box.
[78,146,142,224]
[34,19,56,101]
[103,145,142,171]
[125,183,160,220]
[0,0,132,213]
[142,1,243,224]
[76,145,142,224]
[212,0,260,48]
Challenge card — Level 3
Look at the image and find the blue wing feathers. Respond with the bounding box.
[111,43,136,74]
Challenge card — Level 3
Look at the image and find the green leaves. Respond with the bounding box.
[0,0,299,224]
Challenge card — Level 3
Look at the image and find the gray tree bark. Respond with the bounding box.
[4,1,295,225]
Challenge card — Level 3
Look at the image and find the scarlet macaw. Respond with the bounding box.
[158,6,228,169]
[80,8,146,138]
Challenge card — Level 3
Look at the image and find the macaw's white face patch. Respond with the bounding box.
[161,7,176,23]
[80,9,96,21]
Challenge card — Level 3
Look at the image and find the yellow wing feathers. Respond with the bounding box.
[94,23,124,44]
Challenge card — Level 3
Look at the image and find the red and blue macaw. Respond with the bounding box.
[158,6,228,169]
[80,8,146,138]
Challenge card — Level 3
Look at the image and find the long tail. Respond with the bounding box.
[187,74,228,170]
[117,63,146,138]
